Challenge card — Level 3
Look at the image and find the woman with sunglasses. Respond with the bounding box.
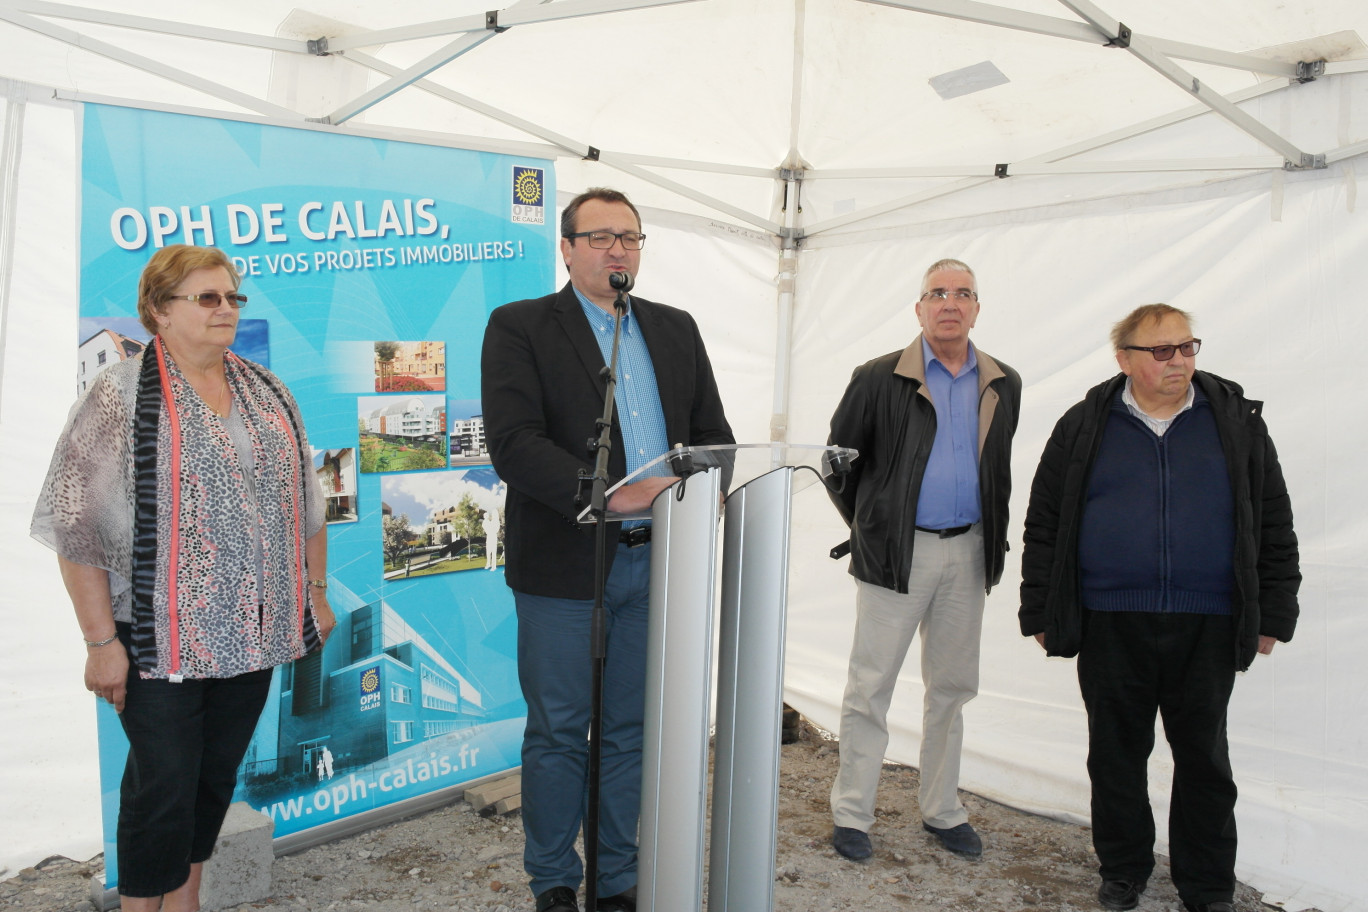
[32,244,335,912]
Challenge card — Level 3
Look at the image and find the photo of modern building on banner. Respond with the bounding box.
[250,594,488,787]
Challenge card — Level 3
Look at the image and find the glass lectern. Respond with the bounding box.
[579,443,857,912]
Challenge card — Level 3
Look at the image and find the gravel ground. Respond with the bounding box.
[0,722,1307,912]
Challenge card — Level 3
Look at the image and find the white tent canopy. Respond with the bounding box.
[2,2,1365,910]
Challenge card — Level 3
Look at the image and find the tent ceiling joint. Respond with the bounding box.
[1102,21,1130,48]
[584,145,601,161]
[994,163,1009,178]
[485,10,509,33]
[1285,153,1328,171]
[1296,60,1326,83]
[308,37,329,56]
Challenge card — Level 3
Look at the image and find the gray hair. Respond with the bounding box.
[921,259,975,295]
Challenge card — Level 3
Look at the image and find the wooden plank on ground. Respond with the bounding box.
[465,774,522,813]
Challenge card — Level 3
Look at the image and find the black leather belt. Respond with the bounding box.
[619,526,652,547]
[915,524,972,538]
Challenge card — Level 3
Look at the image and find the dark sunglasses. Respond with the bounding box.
[1123,339,1200,361]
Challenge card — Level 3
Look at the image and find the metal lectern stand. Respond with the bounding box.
[581,444,856,912]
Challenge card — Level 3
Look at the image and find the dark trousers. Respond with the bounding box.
[116,666,273,897]
[514,542,653,900]
[1077,610,1238,907]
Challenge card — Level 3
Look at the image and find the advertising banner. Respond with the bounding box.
[78,103,554,887]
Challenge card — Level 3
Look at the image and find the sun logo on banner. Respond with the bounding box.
[512,166,545,224]
[360,666,380,693]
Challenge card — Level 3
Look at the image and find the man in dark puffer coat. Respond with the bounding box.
[1019,304,1299,912]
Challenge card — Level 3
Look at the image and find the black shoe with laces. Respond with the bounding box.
[1098,878,1146,911]
[536,886,579,912]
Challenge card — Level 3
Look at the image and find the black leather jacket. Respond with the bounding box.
[1018,371,1300,671]
[826,337,1022,594]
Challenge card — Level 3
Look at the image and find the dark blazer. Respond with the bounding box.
[481,282,734,598]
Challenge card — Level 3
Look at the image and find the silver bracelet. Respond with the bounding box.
[84,633,118,648]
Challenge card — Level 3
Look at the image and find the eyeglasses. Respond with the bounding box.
[564,231,647,250]
[167,292,248,309]
[920,289,978,302]
[1123,339,1201,361]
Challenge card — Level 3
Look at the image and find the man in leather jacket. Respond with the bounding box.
[825,258,1021,861]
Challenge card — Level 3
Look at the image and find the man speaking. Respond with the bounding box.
[481,188,733,912]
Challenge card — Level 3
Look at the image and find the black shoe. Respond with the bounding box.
[596,885,637,911]
[922,821,983,857]
[536,886,579,912]
[1098,878,1146,911]
[1183,903,1234,912]
[831,825,873,860]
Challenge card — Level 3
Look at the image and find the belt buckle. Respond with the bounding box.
[621,527,651,548]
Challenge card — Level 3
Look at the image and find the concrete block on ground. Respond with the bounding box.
[199,801,274,911]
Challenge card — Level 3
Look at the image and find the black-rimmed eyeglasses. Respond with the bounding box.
[919,289,977,302]
[564,231,647,250]
[1123,339,1201,361]
[167,292,248,309]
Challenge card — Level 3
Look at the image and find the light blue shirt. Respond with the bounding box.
[575,287,671,524]
[915,337,982,528]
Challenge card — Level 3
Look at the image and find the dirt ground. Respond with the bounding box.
[0,721,1308,912]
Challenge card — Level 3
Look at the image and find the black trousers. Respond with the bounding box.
[1077,610,1238,907]
[116,665,273,897]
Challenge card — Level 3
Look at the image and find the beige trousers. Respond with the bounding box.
[830,526,986,832]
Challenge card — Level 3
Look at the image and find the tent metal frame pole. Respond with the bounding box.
[860,0,1301,78]
[0,0,304,51]
[1328,139,1368,165]
[805,156,1285,179]
[0,7,299,118]
[325,0,701,53]
[610,152,775,180]
[800,76,1296,236]
[324,31,501,125]
[1056,0,1316,167]
[46,84,556,158]
[345,50,782,234]
[0,79,26,420]
[1326,60,1368,76]
[768,0,809,448]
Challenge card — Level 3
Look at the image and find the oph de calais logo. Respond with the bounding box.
[512,166,545,224]
[359,665,381,712]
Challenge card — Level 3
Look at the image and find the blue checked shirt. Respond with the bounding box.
[575,288,671,524]
[915,337,982,528]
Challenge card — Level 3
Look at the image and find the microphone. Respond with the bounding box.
[609,271,634,292]
[667,443,695,478]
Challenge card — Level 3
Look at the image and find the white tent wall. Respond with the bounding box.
[783,160,1368,911]
[0,92,92,873]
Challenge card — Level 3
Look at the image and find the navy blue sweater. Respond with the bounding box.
[1078,388,1235,614]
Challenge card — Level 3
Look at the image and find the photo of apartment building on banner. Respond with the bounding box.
[235,579,524,838]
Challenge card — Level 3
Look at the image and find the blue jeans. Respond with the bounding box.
[116,665,273,897]
[515,542,652,898]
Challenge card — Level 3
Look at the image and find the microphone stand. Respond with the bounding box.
[575,273,631,912]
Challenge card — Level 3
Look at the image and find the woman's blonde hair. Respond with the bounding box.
[136,245,240,335]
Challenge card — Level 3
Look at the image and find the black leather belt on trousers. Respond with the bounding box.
[619,526,652,547]
[915,524,972,539]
